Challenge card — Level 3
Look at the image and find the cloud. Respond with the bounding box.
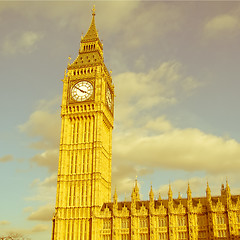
[156,176,211,200]
[27,204,54,222]
[113,124,240,175]
[145,116,173,132]
[204,14,240,37]
[38,173,58,188]
[0,155,13,163]
[112,163,153,198]
[19,97,61,172]
[31,149,58,172]
[114,61,199,128]
[31,224,49,233]
[0,221,10,225]
[19,109,61,150]
[112,2,182,49]
[23,207,33,213]
[2,31,43,55]
[27,174,57,203]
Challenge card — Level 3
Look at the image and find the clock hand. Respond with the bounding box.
[75,86,87,94]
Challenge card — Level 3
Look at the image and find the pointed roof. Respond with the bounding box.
[81,6,99,43]
[149,185,154,201]
[158,192,162,201]
[168,184,173,200]
[187,182,192,199]
[206,181,211,195]
[113,187,118,204]
[131,178,140,202]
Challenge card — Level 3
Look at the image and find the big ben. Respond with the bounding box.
[52,6,114,240]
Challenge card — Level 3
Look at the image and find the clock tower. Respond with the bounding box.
[52,7,114,240]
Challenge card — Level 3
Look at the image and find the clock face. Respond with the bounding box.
[71,81,93,102]
[106,88,112,109]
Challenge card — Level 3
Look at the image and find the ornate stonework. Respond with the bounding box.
[52,8,240,240]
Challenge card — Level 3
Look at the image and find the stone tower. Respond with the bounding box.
[52,7,114,240]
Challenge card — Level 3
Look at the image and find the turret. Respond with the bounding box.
[149,185,154,211]
[225,179,232,207]
[168,184,173,209]
[187,183,193,209]
[113,188,118,206]
[131,179,140,202]
[149,185,154,202]
[206,182,212,208]
[158,192,162,201]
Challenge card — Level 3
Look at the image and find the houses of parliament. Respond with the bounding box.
[52,7,240,240]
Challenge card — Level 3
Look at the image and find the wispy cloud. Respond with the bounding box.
[114,61,200,129]
[0,155,13,163]
[204,14,240,38]
[0,220,10,226]
[28,204,54,222]
[2,31,44,55]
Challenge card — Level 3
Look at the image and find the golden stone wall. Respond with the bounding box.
[94,182,240,240]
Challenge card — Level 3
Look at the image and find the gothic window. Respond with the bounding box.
[158,232,168,239]
[84,121,87,142]
[178,231,188,239]
[102,235,111,240]
[103,219,111,229]
[139,218,148,228]
[237,214,240,223]
[197,215,207,226]
[198,230,206,239]
[69,185,74,206]
[72,121,76,143]
[121,234,130,240]
[178,216,187,226]
[216,215,226,225]
[121,218,130,229]
[73,153,77,174]
[218,230,227,238]
[139,233,148,240]
[158,217,167,227]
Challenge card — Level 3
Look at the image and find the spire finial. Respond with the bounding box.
[149,184,154,200]
[206,181,211,201]
[158,192,162,201]
[168,184,173,200]
[187,182,192,200]
[178,192,181,200]
[92,5,96,16]
[68,56,71,66]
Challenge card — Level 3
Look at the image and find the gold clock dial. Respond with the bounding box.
[71,81,93,102]
[106,88,112,109]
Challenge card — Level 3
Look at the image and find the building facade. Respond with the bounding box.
[52,8,240,240]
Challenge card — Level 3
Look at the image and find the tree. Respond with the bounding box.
[0,232,30,240]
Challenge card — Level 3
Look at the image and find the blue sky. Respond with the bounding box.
[1,1,240,239]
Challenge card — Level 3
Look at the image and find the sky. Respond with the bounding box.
[1,0,240,239]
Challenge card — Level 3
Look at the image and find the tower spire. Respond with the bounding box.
[81,6,99,42]
[149,184,154,202]
[131,178,140,202]
[187,182,192,200]
[113,187,118,205]
[92,5,96,16]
